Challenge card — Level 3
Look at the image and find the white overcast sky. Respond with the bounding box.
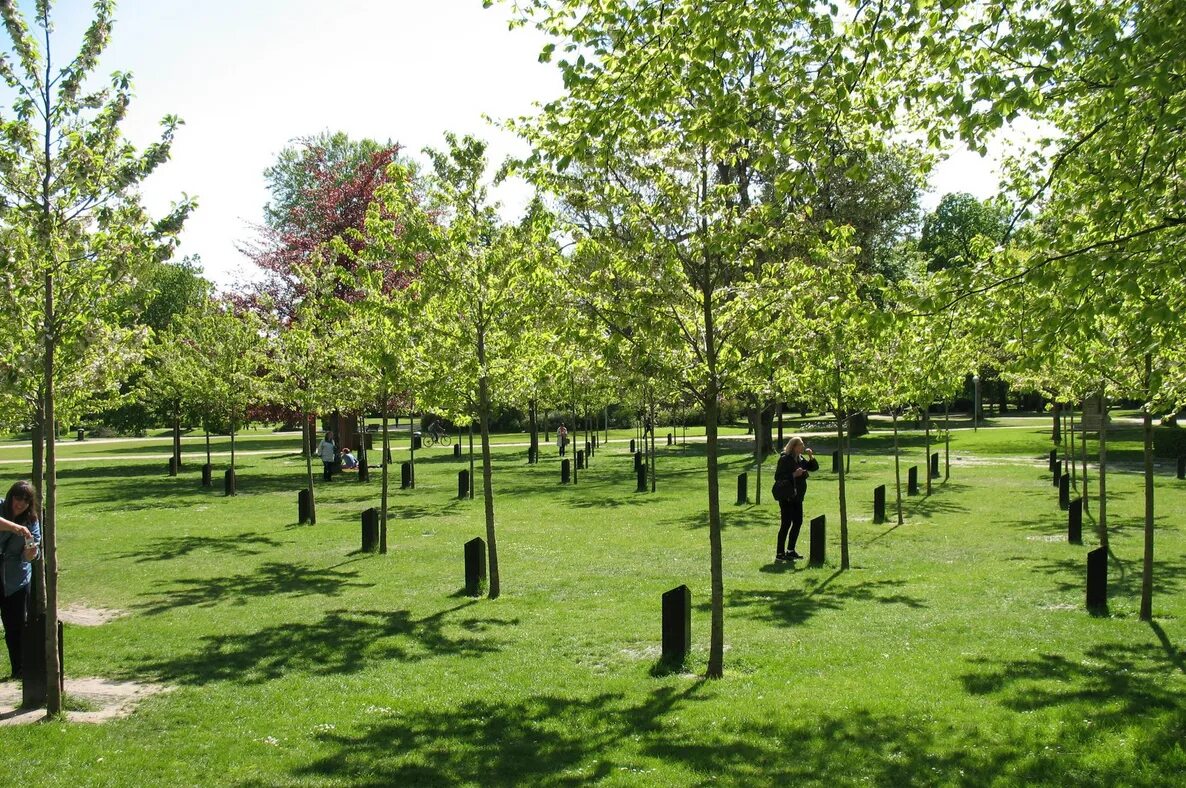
[40,0,1002,287]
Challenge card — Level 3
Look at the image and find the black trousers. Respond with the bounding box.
[777,496,805,554]
[323,461,334,481]
[1,584,28,676]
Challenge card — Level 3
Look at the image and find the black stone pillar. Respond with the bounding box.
[1049,449,1057,471]
[1053,460,1063,487]
[361,508,379,552]
[412,433,422,450]
[454,443,462,459]
[561,459,571,484]
[809,515,826,567]
[907,466,919,496]
[401,461,412,490]
[298,489,311,524]
[1059,474,1070,509]
[661,585,691,665]
[465,537,486,597]
[201,463,212,488]
[630,438,636,453]
[873,484,886,524]
[1068,498,1083,544]
[831,450,840,472]
[1086,547,1107,612]
[576,449,585,470]
[930,452,940,479]
[736,472,748,505]
[667,433,673,446]
[75,427,84,441]
[224,468,236,496]
[168,457,178,477]
[458,470,469,499]
[636,463,647,493]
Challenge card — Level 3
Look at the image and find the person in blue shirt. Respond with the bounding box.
[1,479,41,680]
[341,448,359,470]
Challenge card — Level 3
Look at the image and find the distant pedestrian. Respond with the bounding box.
[556,423,568,457]
[0,480,40,680]
[318,431,337,481]
[341,448,359,470]
[773,437,818,561]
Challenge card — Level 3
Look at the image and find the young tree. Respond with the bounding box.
[0,0,192,714]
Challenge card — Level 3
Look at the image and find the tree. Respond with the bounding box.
[0,0,192,715]
[919,192,1009,272]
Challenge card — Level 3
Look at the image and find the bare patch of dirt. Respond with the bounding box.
[0,677,170,725]
[59,605,127,626]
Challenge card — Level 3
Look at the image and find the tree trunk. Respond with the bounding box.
[408,398,416,488]
[30,410,44,502]
[1081,405,1089,513]
[1068,407,1077,489]
[944,400,951,481]
[1052,401,1061,445]
[304,409,316,525]
[893,410,903,525]
[1097,390,1108,551]
[469,419,475,500]
[836,361,850,571]
[477,332,500,599]
[1139,354,1154,621]
[924,408,932,496]
[380,384,390,555]
[704,383,724,679]
[205,422,211,467]
[172,406,182,473]
[528,398,539,464]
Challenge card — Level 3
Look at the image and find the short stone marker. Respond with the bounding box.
[636,463,647,493]
[298,489,311,524]
[630,438,636,453]
[361,508,379,552]
[736,472,748,505]
[1086,547,1107,612]
[75,427,84,442]
[401,461,412,490]
[458,469,469,499]
[907,466,919,496]
[464,537,486,597]
[930,452,939,479]
[1059,474,1070,509]
[661,585,691,665]
[832,450,840,472]
[1053,460,1063,487]
[224,468,236,497]
[412,432,422,450]
[809,515,826,567]
[1068,498,1083,544]
[576,449,585,470]
[454,443,462,459]
[1049,449,1057,471]
[667,433,673,446]
[561,459,571,484]
[168,457,178,477]
[201,463,212,488]
[873,484,886,524]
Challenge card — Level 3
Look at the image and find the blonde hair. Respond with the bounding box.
[784,436,804,454]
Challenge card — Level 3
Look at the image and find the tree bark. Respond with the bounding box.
[836,361,850,570]
[1139,354,1154,620]
[304,409,316,525]
[380,385,390,555]
[893,410,903,525]
[477,330,500,599]
[1097,389,1108,551]
[924,408,932,497]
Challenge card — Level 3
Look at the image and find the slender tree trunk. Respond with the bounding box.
[1052,401,1061,445]
[1139,354,1154,621]
[836,362,850,571]
[1081,405,1089,513]
[408,398,416,488]
[1097,389,1108,551]
[469,419,475,500]
[1069,407,1077,489]
[893,410,903,525]
[704,382,724,679]
[776,400,784,448]
[924,408,932,496]
[380,384,390,555]
[944,400,951,481]
[205,422,211,467]
[751,404,762,504]
[30,409,44,502]
[304,409,316,525]
[528,398,538,464]
[649,396,657,493]
[477,329,500,599]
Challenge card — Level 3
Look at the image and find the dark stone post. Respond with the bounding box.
[1086,547,1107,612]
[736,472,748,505]
[661,585,691,665]
[361,508,379,552]
[907,466,919,496]
[930,452,940,479]
[636,463,647,493]
[831,450,840,472]
[458,470,469,499]
[576,449,585,470]
[873,484,886,524]
[464,537,486,597]
[454,443,462,459]
[298,489,311,524]
[561,459,571,484]
[412,432,422,450]
[400,461,412,490]
[224,468,236,496]
[201,463,212,487]
[1059,474,1070,509]
[667,433,673,446]
[630,438,636,453]
[809,515,826,567]
[1068,498,1083,544]
[1053,460,1063,487]
[1049,449,1057,471]
[75,427,84,441]
[168,457,178,477]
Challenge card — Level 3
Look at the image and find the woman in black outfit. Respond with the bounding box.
[774,436,818,561]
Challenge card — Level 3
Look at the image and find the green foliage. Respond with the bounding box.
[918,192,1009,272]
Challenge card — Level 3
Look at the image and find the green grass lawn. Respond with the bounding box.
[2,420,1184,786]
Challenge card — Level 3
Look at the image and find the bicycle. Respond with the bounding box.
[421,425,449,448]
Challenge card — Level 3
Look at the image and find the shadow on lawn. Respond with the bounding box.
[110,533,285,563]
[1014,550,1186,604]
[58,462,312,508]
[709,573,927,629]
[135,559,373,616]
[262,678,1179,786]
[134,601,515,686]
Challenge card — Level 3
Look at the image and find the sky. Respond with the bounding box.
[39,0,1004,287]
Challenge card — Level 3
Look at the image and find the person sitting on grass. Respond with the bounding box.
[341,448,359,471]
[0,480,40,680]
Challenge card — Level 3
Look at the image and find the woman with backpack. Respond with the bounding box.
[772,437,818,561]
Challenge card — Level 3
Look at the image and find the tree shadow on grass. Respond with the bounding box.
[133,602,516,686]
[1013,552,1186,604]
[262,681,1177,786]
[708,575,927,629]
[135,560,373,616]
[109,533,285,563]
